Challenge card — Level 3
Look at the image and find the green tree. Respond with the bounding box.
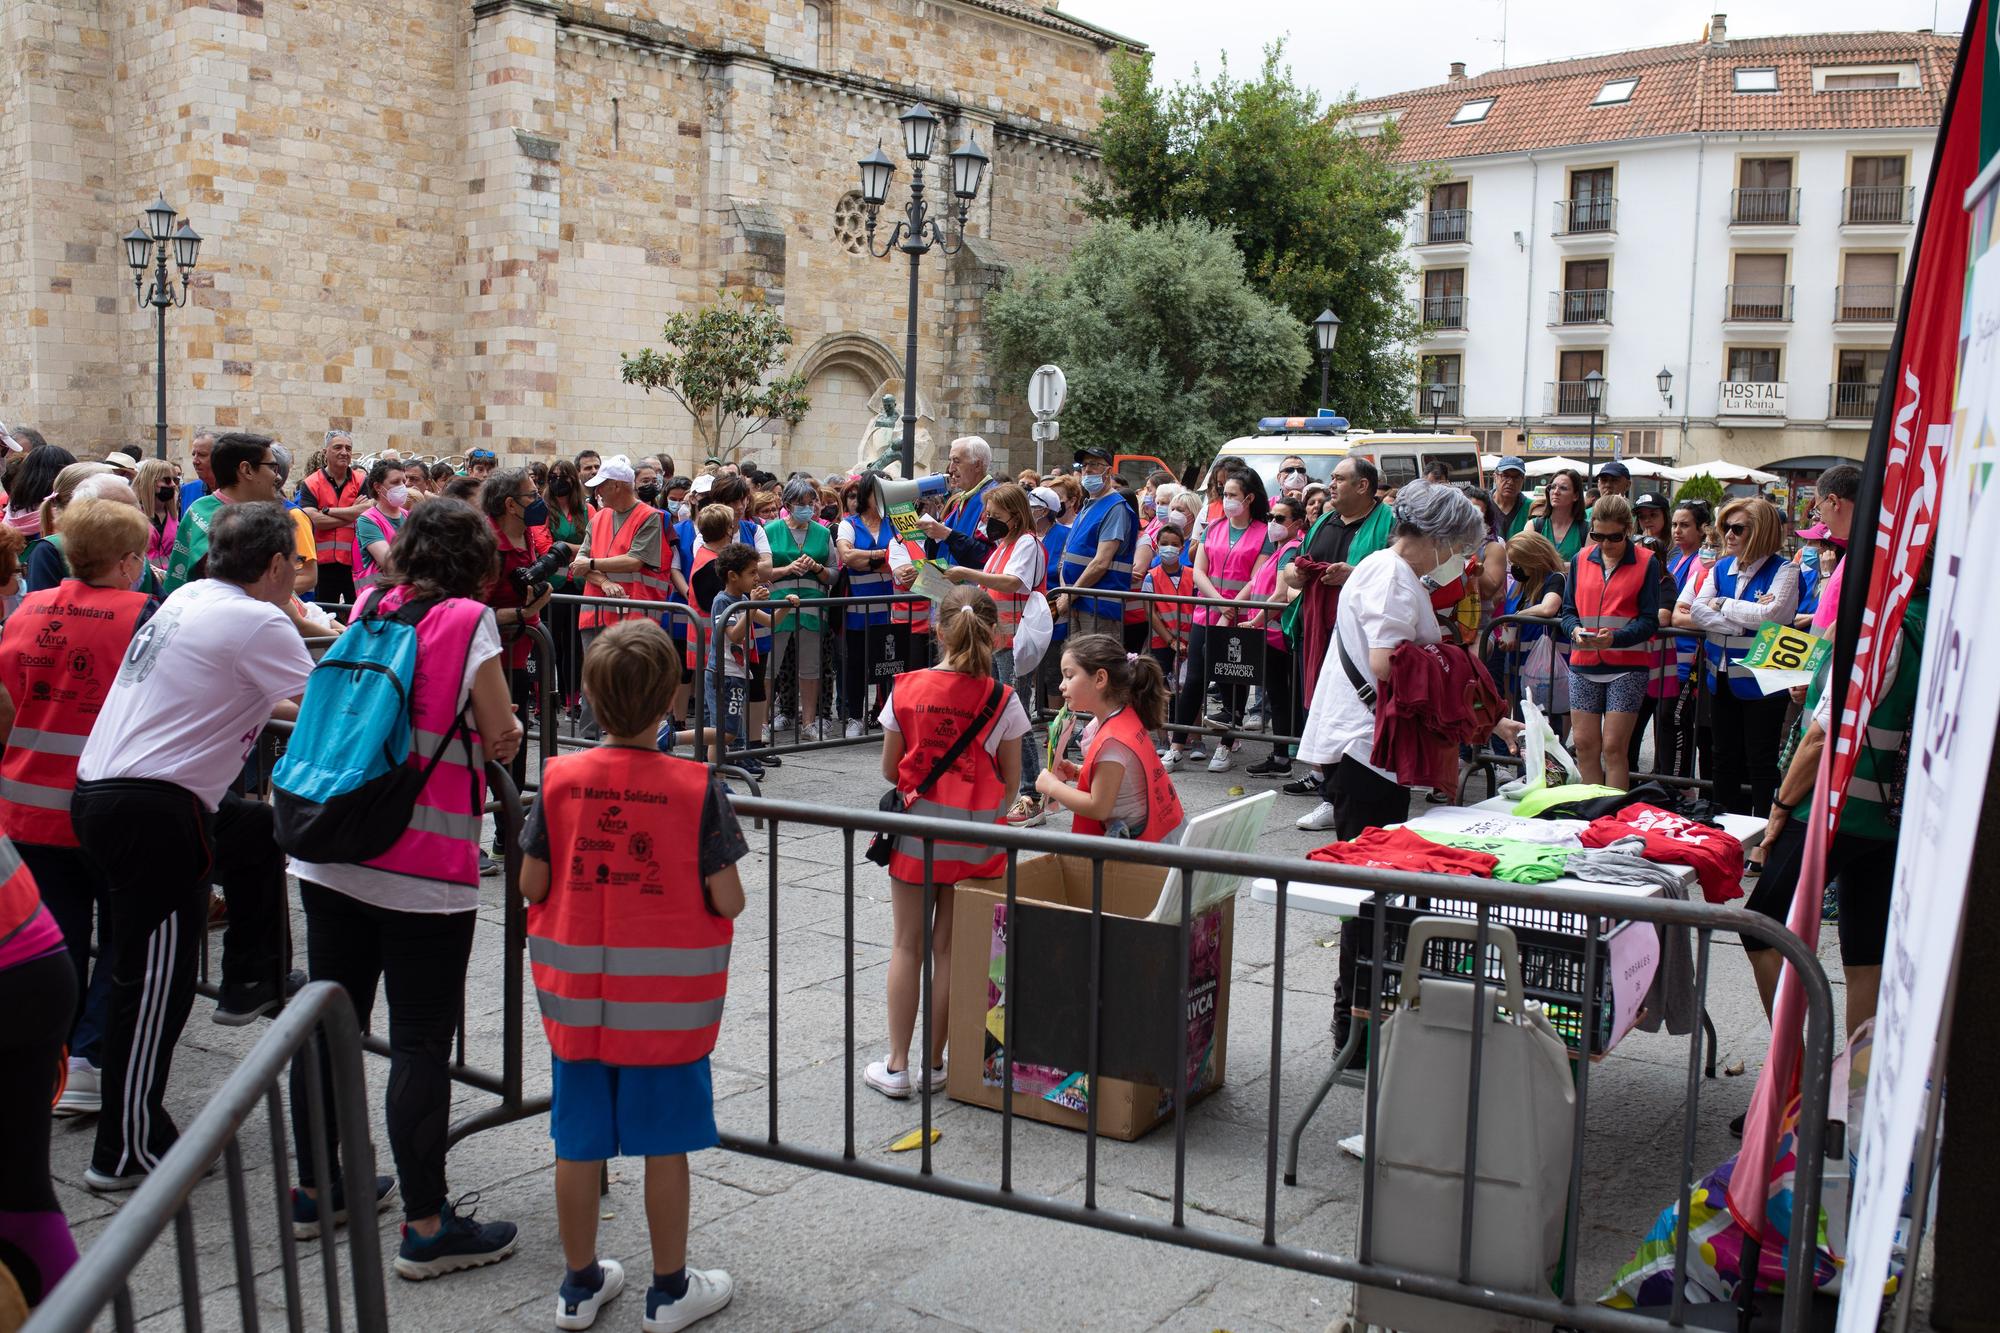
[620,292,811,460]
[1085,45,1429,427]
[985,218,1311,472]
[1674,474,1726,510]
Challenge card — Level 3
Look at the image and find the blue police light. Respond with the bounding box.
[1256,416,1349,433]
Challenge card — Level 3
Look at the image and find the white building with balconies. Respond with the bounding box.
[1347,13,1954,500]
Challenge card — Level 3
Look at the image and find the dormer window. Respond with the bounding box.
[1734,67,1779,93]
[1449,98,1495,124]
[1592,78,1639,105]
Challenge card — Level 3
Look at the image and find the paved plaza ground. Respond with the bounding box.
[48,733,1852,1332]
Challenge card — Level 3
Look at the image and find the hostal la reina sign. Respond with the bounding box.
[1719,381,1787,417]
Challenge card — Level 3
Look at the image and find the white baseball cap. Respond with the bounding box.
[690,473,715,495]
[1028,485,1062,514]
[586,453,636,487]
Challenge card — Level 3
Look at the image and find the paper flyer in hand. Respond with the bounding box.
[910,559,954,604]
[1045,705,1073,772]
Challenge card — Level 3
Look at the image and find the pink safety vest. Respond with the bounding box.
[1196,518,1268,626]
[358,589,489,886]
[1244,536,1301,649]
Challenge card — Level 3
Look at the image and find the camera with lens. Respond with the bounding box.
[510,541,575,600]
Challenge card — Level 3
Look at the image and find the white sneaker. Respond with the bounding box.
[555,1257,625,1330]
[844,718,866,740]
[863,1059,945,1099]
[1295,801,1339,832]
[56,1060,100,1118]
[642,1267,734,1332]
[770,713,793,736]
[1159,748,1187,772]
[1206,746,1235,773]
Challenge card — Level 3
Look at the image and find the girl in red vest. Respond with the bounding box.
[1035,633,1187,843]
[1556,494,1662,790]
[867,586,1028,1101]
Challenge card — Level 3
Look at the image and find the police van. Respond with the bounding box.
[1204,416,1483,496]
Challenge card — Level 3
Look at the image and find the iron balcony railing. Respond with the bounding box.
[1729,185,1801,224]
[1415,208,1472,245]
[1544,379,1608,416]
[1835,283,1902,322]
[1549,288,1613,325]
[1843,184,1915,225]
[1419,293,1468,328]
[1554,197,1617,235]
[1416,383,1463,417]
[1725,283,1794,322]
[1830,380,1883,420]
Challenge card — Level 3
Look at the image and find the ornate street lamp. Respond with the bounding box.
[123,194,202,460]
[1428,380,1448,433]
[1313,309,1341,413]
[1584,368,1606,482]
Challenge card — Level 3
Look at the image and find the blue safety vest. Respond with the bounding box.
[1701,555,1782,699]
[843,515,895,628]
[1059,496,1136,621]
[1041,522,1070,643]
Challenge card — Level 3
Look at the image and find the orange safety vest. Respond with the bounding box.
[1073,706,1185,841]
[527,746,731,1066]
[580,502,670,630]
[302,467,365,567]
[889,537,932,634]
[886,669,1010,885]
[0,581,150,847]
[1146,563,1195,650]
[1571,543,1657,670]
[982,533,1042,647]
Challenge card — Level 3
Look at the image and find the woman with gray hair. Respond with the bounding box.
[764,474,835,739]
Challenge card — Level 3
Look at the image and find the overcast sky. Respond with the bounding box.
[1063,0,1963,102]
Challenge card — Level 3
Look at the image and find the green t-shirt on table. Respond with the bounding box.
[1412,831,1574,884]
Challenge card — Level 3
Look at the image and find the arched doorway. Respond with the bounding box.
[788,334,935,477]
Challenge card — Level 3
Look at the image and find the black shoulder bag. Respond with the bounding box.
[865,680,1008,867]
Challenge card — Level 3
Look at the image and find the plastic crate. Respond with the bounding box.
[1348,895,1625,1056]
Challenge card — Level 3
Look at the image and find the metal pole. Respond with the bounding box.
[1318,351,1330,413]
[899,172,928,482]
[1587,402,1599,485]
[154,245,169,461]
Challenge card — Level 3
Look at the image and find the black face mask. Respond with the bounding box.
[550,478,574,499]
[156,486,176,505]
[636,484,661,505]
[984,517,1010,542]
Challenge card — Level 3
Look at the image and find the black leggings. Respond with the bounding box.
[1264,644,1299,758]
[292,882,476,1222]
[0,950,78,1304]
[841,621,900,722]
[1709,687,1790,816]
[1171,623,1252,740]
[1331,756,1413,1055]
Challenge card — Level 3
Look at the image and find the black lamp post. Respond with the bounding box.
[1583,368,1606,484]
[123,194,201,461]
[857,104,988,480]
[1427,380,1447,433]
[1313,308,1341,412]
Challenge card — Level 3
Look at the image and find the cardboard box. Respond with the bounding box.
[946,853,1234,1141]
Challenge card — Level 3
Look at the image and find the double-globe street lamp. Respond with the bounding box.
[857,104,989,480]
[122,195,202,460]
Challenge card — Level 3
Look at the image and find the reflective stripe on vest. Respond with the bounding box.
[528,747,729,1064]
[983,535,1039,644]
[0,582,149,847]
[1571,545,1655,671]
[1702,556,1782,698]
[304,469,364,566]
[579,503,668,629]
[1061,495,1137,618]
[1148,566,1195,647]
[885,671,1010,884]
[844,518,895,626]
[359,594,488,885]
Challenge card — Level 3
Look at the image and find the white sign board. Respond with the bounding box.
[1718,380,1788,417]
[1835,247,2000,1332]
[1028,364,1067,419]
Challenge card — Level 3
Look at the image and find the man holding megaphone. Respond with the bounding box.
[914,436,1000,569]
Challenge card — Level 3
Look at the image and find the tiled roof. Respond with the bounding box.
[1350,27,1958,162]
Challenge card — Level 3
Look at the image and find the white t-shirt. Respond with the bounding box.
[290,609,503,913]
[1080,709,1148,829]
[879,674,1031,757]
[1295,549,1440,779]
[994,534,1046,592]
[78,580,317,811]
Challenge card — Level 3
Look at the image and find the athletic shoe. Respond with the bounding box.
[1282,776,1322,798]
[555,1257,626,1331]
[1242,706,1265,729]
[1159,749,1188,772]
[84,1159,216,1192]
[291,1175,398,1240]
[845,719,866,740]
[863,1059,945,1100]
[213,977,285,1027]
[642,1268,734,1333]
[770,714,792,737]
[477,853,501,878]
[393,1194,518,1280]
[1206,746,1235,774]
[1005,795,1047,828]
[1425,788,1453,804]
[1245,756,1293,778]
[56,1060,100,1118]
[1295,801,1339,832]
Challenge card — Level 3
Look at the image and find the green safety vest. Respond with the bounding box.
[165,493,224,593]
[1785,591,1926,842]
[765,518,833,633]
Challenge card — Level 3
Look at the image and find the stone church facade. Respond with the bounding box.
[1,0,1138,475]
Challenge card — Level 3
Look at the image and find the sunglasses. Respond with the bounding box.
[1724,522,1748,535]
[1590,530,1627,542]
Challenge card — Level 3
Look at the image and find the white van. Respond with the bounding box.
[1201,416,1484,497]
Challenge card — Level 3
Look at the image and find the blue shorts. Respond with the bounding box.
[549,1056,720,1162]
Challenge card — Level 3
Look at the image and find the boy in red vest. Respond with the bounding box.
[521,620,747,1332]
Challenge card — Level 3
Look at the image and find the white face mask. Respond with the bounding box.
[1221,497,1245,519]
[1266,519,1289,543]
[384,484,410,509]
[1428,551,1468,586]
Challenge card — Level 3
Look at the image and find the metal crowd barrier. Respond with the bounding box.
[1045,582,1302,751]
[720,795,1837,1333]
[26,983,389,1333]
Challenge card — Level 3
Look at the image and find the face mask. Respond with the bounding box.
[636,484,661,505]
[1081,472,1105,495]
[1140,496,1156,516]
[384,484,410,508]
[984,517,1010,542]
[520,497,548,527]
[156,486,176,505]
[1222,497,1245,519]
[1428,551,1468,587]
[1159,548,1181,568]
[1266,519,1289,543]
[788,505,814,524]
[1799,547,1819,571]
[676,502,692,522]
[550,478,574,499]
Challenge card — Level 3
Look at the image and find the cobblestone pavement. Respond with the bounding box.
[50,728,1847,1331]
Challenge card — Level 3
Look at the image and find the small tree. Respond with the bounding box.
[620,292,811,461]
[985,219,1311,473]
[1674,474,1726,510]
